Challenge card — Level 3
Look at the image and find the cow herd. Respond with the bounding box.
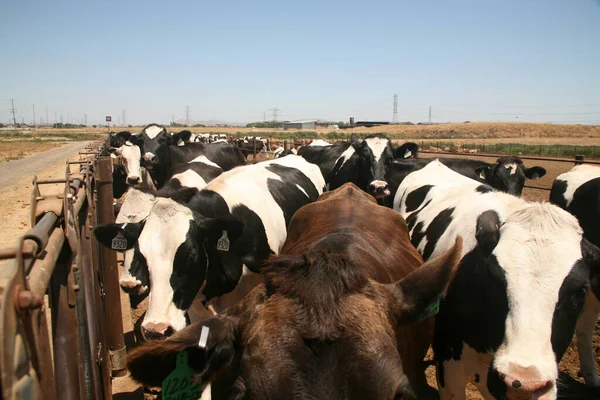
[95,124,600,400]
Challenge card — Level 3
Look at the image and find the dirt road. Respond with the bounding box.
[0,141,92,190]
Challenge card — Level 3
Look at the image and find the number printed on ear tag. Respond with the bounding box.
[161,351,203,400]
[216,230,230,252]
[111,233,128,250]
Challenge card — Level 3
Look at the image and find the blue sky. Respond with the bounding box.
[1,0,599,125]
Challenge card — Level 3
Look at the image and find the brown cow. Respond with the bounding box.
[126,183,462,399]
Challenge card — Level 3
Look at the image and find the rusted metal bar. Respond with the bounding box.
[523,185,551,191]
[35,178,68,185]
[27,227,65,298]
[79,205,107,400]
[0,241,36,260]
[95,156,127,376]
[50,250,83,400]
[87,168,113,396]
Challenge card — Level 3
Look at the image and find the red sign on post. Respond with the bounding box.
[106,116,112,122]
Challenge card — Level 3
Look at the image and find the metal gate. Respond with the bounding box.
[0,139,127,400]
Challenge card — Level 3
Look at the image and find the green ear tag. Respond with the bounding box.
[161,351,204,400]
[419,300,440,321]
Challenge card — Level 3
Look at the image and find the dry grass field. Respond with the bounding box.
[0,141,64,162]
[3,121,599,142]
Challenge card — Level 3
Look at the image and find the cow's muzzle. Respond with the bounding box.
[369,180,391,198]
[141,322,174,341]
[127,176,140,185]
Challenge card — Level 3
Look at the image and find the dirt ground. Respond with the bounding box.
[0,141,64,162]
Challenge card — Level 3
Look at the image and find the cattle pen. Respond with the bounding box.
[0,138,138,399]
[0,134,597,400]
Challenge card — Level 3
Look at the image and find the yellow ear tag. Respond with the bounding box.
[161,351,203,400]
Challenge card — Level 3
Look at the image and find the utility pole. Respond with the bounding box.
[84,113,88,126]
[172,114,175,125]
[428,106,432,124]
[32,104,36,128]
[268,108,280,122]
[10,99,17,125]
[54,111,57,124]
[392,94,398,123]
[45,108,49,125]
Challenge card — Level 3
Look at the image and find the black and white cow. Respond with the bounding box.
[550,164,600,388]
[137,123,168,162]
[147,141,245,188]
[393,159,600,400]
[384,156,547,206]
[94,155,325,338]
[113,160,225,294]
[235,137,268,159]
[297,133,418,198]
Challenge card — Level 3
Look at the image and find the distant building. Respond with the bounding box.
[283,120,317,130]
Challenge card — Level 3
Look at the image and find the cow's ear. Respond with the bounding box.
[390,236,462,324]
[165,187,199,204]
[475,210,500,256]
[582,239,600,299]
[94,221,145,250]
[127,317,238,388]
[129,135,143,147]
[395,142,419,159]
[199,216,245,247]
[475,166,490,180]
[350,134,361,150]
[179,130,192,143]
[524,166,546,180]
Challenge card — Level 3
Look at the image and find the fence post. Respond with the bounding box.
[95,157,127,377]
[575,155,585,165]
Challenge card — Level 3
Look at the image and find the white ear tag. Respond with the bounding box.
[404,150,412,158]
[479,171,486,179]
[198,326,210,348]
[216,230,230,252]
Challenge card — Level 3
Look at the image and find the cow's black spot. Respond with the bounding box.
[475,185,494,193]
[406,199,431,232]
[411,221,426,250]
[170,221,207,310]
[566,178,600,246]
[549,179,568,209]
[266,164,320,227]
[433,249,509,368]
[474,373,480,383]
[129,244,150,294]
[551,259,589,361]
[405,185,433,213]
[423,207,455,260]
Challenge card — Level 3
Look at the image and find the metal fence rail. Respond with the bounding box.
[0,140,126,400]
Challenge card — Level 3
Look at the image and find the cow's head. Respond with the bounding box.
[110,188,159,294]
[350,134,396,199]
[475,157,546,196]
[94,196,244,339]
[126,237,462,399]
[445,204,599,400]
[109,131,133,148]
[111,135,144,186]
